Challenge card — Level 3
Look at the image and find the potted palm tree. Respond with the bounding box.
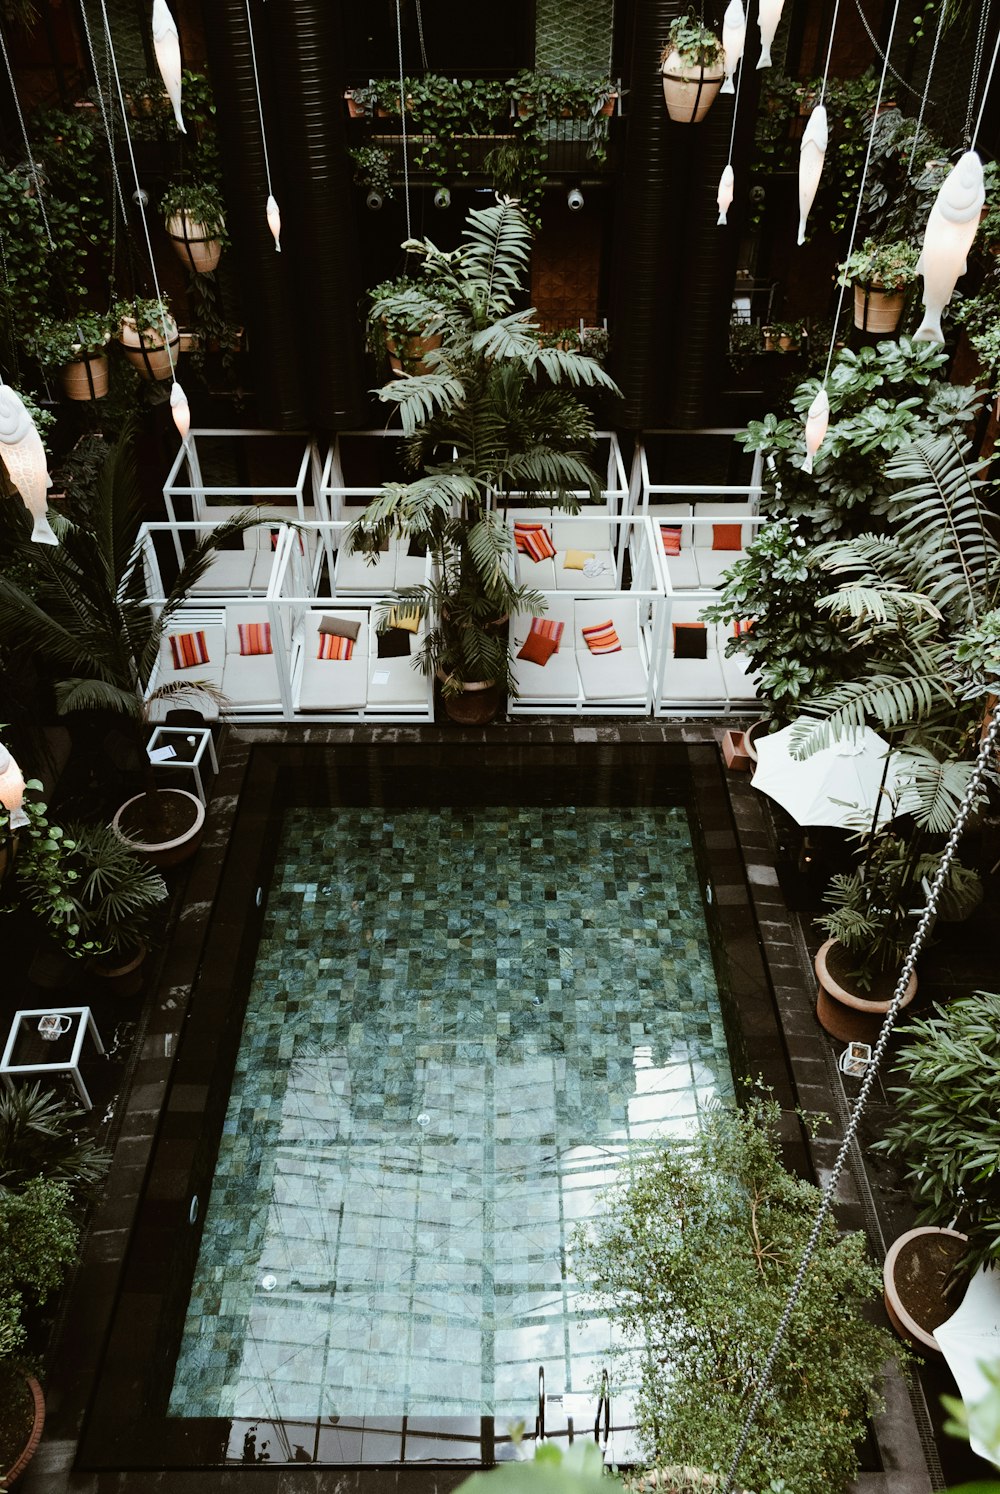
[0,423,262,864]
[660,13,724,124]
[876,990,1000,1351]
[350,199,619,724]
[161,180,226,274]
[26,310,114,400]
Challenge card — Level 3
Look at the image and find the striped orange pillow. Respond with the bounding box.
[169,631,209,670]
[528,616,564,653]
[514,522,556,563]
[317,633,354,660]
[581,620,621,655]
[733,618,754,638]
[660,525,682,555]
[238,622,272,656]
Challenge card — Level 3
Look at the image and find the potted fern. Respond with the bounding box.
[350,200,619,723]
[660,13,724,124]
[161,181,227,274]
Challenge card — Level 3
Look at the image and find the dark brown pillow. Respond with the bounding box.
[377,628,411,659]
[319,614,361,641]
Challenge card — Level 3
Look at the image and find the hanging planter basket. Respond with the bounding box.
[59,350,110,400]
[165,212,224,274]
[853,282,906,334]
[118,313,180,382]
[661,52,724,124]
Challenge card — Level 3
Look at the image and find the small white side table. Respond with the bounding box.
[0,1006,106,1111]
[147,726,219,805]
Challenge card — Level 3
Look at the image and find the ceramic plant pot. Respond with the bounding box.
[853,283,905,334]
[439,677,502,726]
[883,1226,969,1352]
[60,351,109,400]
[661,51,723,123]
[112,788,205,867]
[814,937,917,1044]
[118,313,180,381]
[385,329,443,376]
[166,212,224,274]
[91,940,148,997]
[1,1376,45,1489]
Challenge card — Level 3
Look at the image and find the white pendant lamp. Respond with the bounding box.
[721,0,746,94]
[757,0,785,68]
[266,193,282,252]
[914,150,985,343]
[802,386,830,474]
[152,0,186,134]
[0,744,30,829]
[170,380,190,440]
[717,164,735,224]
[797,105,828,245]
[0,385,56,544]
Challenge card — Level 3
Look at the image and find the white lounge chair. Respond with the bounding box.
[574,598,649,704]
[295,610,370,712]
[509,597,580,704]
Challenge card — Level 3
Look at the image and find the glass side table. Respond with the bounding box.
[0,1006,106,1110]
[146,726,219,805]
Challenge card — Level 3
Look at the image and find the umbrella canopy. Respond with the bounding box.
[751,722,908,829]
[936,1264,1000,1466]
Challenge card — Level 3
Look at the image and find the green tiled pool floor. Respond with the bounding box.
[168,805,733,1422]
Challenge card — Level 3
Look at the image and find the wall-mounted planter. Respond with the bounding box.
[661,53,723,123]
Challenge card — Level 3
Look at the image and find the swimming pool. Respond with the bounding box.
[167,801,733,1428]
[81,739,787,1473]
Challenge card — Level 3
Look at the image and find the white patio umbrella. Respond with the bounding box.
[936,1264,1000,1465]
[751,722,908,828]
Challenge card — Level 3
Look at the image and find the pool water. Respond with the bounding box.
[168,803,733,1424]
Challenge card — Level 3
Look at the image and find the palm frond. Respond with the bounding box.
[378,372,468,435]
[817,584,942,627]
[459,199,532,316]
[530,344,621,392]
[890,747,978,834]
[54,677,142,717]
[887,436,1000,615]
[792,668,953,748]
[466,512,512,590]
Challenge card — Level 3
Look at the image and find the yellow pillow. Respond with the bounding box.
[388,605,421,633]
[563,549,596,571]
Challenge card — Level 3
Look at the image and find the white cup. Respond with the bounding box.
[37,1014,72,1040]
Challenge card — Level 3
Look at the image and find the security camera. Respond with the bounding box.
[132,187,149,208]
[567,186,584,212]
[433,186,451,210]
[366,188,384,211]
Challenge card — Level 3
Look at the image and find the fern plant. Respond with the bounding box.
[349,200,619,701]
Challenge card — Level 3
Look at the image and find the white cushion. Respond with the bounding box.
[661,654,727,701]
[335,544,396,593]
[189,551,259,595]
[694,549,745,588]
[222,651,281,707]
[663,550,701,589]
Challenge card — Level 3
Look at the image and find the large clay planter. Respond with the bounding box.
[853,283,905,334]
[440,677,501,726]
[60,351,109,400]
[91,940,147,997]
[165,212,224,274]
[118,313,180,381]
[814,937,917,1044]
[386,329,442,377]
[112,788,205,868]
[883,1226,969,1352]
[1,1375,45,1488]
[661,51,723,123]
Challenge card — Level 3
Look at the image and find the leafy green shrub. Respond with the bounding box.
[0,1175,79,1306]
[575,1097,898,1494]
[0,1082,110,1197]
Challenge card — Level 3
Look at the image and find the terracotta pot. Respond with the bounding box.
[118,313,180,381]
[90,940,147,997]
[853,283,905,334]
[165,212,224,274]
[883,1226,969,1352]
[60,351,109,400]
[439,677,501,726]
[386,329,442,376]
[661,51,723,123]
[112,788,205,868]
[814,937,917,1044]
[2,1376,45,1488]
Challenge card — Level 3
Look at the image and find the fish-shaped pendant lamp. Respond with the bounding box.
[915,151,984,343]
[757,0,785,68]
[0,385,57,544]
[152,0,186,134]
[797,106,828,246]
[717,164,735,225]
[802,386,830,475]
[721,0,746,94]
[266,194,282,252]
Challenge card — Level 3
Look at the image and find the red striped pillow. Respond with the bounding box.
[169,631,209,670]
[317,633,354,660]
[238,622,272,656]
[581,620,621,655]
[514,522,556,563]
[660,524,682,556]
[528,616,564,653]
[733,618,754,638]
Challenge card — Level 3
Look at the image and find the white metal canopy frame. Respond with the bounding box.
[718,696,1000,1494]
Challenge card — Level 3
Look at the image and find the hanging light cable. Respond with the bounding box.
[395,0,412,242]
[802,0,901,474]
[905,0,947,180]
[98,0,188,439]
[965,0,994,148]
[245,0,281,252]
[970,1,1000,152]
